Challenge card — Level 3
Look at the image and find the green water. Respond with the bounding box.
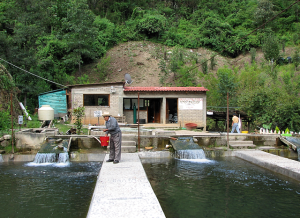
[142,157,300,218]
[0,162,101,218]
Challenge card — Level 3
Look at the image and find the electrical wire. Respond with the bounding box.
[0,57,67,88]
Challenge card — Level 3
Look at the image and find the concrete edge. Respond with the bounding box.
[234,151,300,181]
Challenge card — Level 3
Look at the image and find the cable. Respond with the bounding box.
[190,0,300,72]
[0,57,67,88]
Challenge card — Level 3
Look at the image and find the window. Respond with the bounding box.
[84,94,109,106]
[123,99,148,110]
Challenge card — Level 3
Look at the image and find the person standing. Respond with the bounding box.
[103,112,122,164]
[231,113,240,133]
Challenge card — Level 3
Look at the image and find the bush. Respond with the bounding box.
[136,14,167,37]
[0,107,11,134]
[73,106,85,134]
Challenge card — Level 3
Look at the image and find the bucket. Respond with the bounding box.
[99,136,110,147]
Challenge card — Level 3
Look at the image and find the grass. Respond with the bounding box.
[55,123,73,134]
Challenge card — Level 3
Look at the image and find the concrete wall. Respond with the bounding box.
[70,84,124,125]
[70,83,207,128]
[123,91,207,128]
[15,129,58,150]
[193,134,278,147]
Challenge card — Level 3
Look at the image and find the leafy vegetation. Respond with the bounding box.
[0,0,300,132]
[73,106,86,134]
[0,106,11,134]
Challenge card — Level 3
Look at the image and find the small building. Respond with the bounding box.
[38,89,68,118]
[67,82,209,129]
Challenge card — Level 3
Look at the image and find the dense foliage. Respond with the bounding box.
[0,0,300,131]
[203,61,300,132]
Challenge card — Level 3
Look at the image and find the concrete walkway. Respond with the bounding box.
[234,150,300,181]
[87,153,166,218]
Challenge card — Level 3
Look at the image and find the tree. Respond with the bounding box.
[254,0,276,29]
[73,106,85,134]
[217,67,238,147]
[210,53,217,70]
[250,48,256,64]
[217,67,238,104]
[262,34,279,62]
[292,48,300,70]
[201,58,208,74]
[60,0,100,75]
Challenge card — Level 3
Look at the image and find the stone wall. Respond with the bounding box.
[0,135,11,150]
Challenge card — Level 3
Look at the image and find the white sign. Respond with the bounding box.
[18,115,23,124]
[179,98,203,110]
[94,111,102,117]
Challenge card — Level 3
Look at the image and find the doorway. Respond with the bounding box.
[148,99,161,123]
[166,98,178,123]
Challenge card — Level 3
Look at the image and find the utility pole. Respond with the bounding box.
[227,92,229,149]
[10,93,14,154]
[138,92,140,152]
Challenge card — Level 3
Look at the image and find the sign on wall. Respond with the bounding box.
[18,115,23,124]
[94,111,102,117]
[178,98,203,110]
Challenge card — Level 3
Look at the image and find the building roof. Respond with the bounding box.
[67,82,125,88]
[123,87,209,92]
[38,89,66,96]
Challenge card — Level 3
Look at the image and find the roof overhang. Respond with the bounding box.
[67,82,125,88]
[123,87,209,92]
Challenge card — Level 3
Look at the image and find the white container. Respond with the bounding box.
[38,105,54,121]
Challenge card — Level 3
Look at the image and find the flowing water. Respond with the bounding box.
[175,149,206,160]
[29,138,70,165]
[0,161,101,218]
[142,157,300,218]
[30,153,70,165]
[170,137,201,150]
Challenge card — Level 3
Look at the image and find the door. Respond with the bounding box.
[148,99,161,123]
[166,98,178,123]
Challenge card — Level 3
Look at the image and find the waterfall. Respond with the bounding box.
[176,149,206,159]
[58,153,69,163]
[33,153,69,164]
[298,148,300,161]
[28,138,71,165]
[0,154,3,162]
[33,153,57,163]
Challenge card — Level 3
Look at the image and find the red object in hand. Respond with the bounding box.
[100,136,110,146]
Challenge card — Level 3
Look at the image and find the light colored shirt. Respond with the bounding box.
[232,116,239,124]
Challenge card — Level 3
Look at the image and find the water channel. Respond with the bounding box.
[0,161,101,218]
[142,156,300,218]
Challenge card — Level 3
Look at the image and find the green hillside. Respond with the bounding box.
[0,0,300,131]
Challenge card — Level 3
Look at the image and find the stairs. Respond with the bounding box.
[107,134,137,153]
[229,141,256,149]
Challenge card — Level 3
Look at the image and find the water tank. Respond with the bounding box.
[38,105,54,121]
